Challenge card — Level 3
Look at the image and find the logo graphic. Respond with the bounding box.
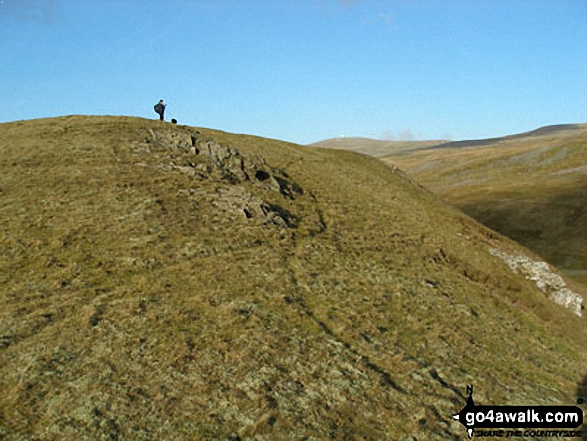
[452,385,477,438]
[452,386,584,438]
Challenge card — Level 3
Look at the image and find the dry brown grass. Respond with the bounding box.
[308,137,444,157]
[1,116,586,440]
[377,126,587,287]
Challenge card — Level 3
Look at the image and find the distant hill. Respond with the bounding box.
[311,125,587,286]
[0,117,585,440]
[380,124,587,286]
[413,124,587,151]
[308,137,445,157]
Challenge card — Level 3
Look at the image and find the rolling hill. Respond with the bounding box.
[377,124,587,287]
[1,116,585,440]
[308,137,444,157]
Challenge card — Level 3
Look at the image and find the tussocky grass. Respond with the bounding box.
[0,116,585,440]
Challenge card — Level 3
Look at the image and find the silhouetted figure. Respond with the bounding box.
[171,119,177,124]
[154,100,166,121]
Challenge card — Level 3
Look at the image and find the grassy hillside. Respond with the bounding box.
[308,137,444,157]
[381,125,587,286]
[1,116,585,440]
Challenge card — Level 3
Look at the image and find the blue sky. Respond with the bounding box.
[1,0,586,144]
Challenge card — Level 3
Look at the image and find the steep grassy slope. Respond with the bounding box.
[381,125,587,286]
[1,116,586,440]
[308,137,444,157]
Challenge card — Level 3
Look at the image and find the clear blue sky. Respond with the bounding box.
[1,0,586,144]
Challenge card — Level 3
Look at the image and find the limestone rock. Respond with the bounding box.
[489,248,584,316]
[144,128,306,230]
[147,128,303,200]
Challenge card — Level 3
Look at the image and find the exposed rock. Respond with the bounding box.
[147,129,303,199]
[211,186,299,228]
[489,248,584,316]
[144,128,306,229]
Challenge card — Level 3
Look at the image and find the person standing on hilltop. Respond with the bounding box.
[154,99,166,121]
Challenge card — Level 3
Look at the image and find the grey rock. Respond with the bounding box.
[489,248,584,316]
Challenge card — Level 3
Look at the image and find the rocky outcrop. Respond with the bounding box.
[489,248,584,316]
[145,128,303,198]
[209,186,299,228]
[138,128,307,229]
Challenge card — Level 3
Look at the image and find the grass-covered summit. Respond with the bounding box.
[1,116,585,440]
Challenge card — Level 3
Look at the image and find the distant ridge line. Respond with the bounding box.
[412,123,587,152]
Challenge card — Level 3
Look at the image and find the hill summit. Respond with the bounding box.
[1,116,585,440]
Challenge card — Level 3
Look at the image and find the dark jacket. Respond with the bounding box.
[154,103,165,115]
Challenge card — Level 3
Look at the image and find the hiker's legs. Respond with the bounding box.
[159,112,164,121]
